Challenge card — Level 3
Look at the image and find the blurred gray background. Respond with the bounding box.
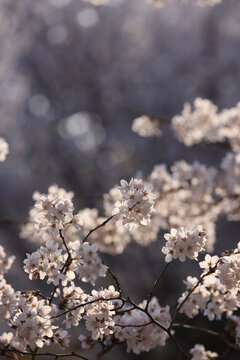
[1,0,240,358]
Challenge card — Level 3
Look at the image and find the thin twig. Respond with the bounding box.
[145,262,171,311]
[169,268,216,329]
[0,348,89,360]
[82,215,114,243]
[106,265,122,295]
[0,218,26,226]
[173,324,240,353]
[51,296,121,319]
[126,297,190,359]
[115,321,152,328]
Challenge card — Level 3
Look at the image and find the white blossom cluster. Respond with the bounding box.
[178,252,240,321]
[9,292,57,351]
[23,239,69,285]
[162,226,207,263]
[190,344,218,360]
[56,283,88,329]
[114,297,171,354]
[78,335,94,350]
[147,161,219,252]
[132,115,161,138]
[20,185,75,244]
[24,239,107,286]
[91,218,131,254]
[0,278,16,322]
[0,246,16,321]
[172,98,240,149]
[0,245,15,276]
[217,247,240,292]
[101,158,225,254]
[113,178,156,230]
[84,286,119,340]
[33,185,74,237]
[0,137,9,162]
[103,186,159,251]
[68,240,107,284]
[22,150,240,257]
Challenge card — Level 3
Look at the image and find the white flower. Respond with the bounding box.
[132,115,161,137]
[53,329,70,349]
[60,284,88,329]
[199,254,219,271]
[0,278,16,321]
[78,335,94,350]
[0,245,15,276]
[190,344,218,359]
[68,241,107,285]
[172,98,219,146]
[23,240,67,285]
[84,286,119,340]
[217,253,240,291]
[10,292,58,351]
[113,178,156,230]
[162,226,207,263]
[0,137,9,161]
[114,298,171,354]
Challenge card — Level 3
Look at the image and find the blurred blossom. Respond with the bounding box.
[58,112,105,152]
[110,142,135,165]
[28,94,50,117]
[96,142,135,170]
[110,0,126,5]
[76,8,99,28]
[47,25,68,45]
[50,0,72,8]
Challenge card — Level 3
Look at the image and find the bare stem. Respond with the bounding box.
[145,262,171,311]
[173,323,240,353]
[82,215,114,243]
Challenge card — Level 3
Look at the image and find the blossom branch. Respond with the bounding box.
[126,297,190,359]
[169,268,216,329]
[0,347,90,359]
[51,296,122,319]
[82,215,114,243]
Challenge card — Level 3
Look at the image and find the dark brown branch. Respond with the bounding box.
[106,266,122,295]
[145,262,171,311]
[173,323,240,353]
[169,267,216,329]
[0,218,26,226]
[51,297,121,319]
[126,297,190,359]
[0,347,89,360]
[82,215,114,243]
[115,321,152,328]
